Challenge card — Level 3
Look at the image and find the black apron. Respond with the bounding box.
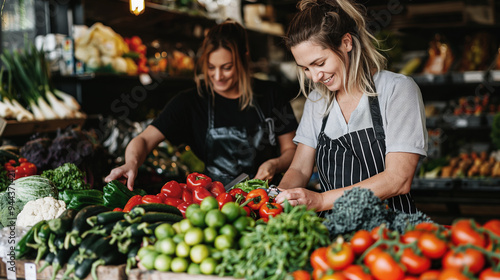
[205,94,278,185]
[315,95,416,217]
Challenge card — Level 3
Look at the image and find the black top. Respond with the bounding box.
[151,78,298,164]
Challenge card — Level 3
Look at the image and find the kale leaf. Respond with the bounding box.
[41,163,90,191]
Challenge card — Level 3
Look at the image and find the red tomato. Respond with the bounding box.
[401,230,423,244]
[483,219,500,237]
[326,241,355,270]
[415,222,440,232]
[442,248,485,274]
[164,197,183,207]
[370,225,389,241]
[244,189,269,210]
[479,267,500,280]
[363,246,384,268]
[403,277,419,280]
[182,189,193,203]
[259,202,284,219]
[207,181,226,197]
[228,188,248,200]
[417,232,448,259]
[368,251,404,280]
[216,193,234,208]
[320,273,348,280]
[292,270,311,280]
[142,195,162,204]
[451,219,486,248]
[310,247,330,271]
[176,201,192,218]
[419,270,441,280]
[438,268,469,280]
[313,268,324,280]
[161,180,182,199]
[400,248,431,275]
[192,186,213,204]
[350,230,375,256]
[130,35,142,50]
[342,264,373,280]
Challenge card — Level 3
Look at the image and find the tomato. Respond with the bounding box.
[363,246,384,268]
[368,251,404,280]
[451,219,486,248]
[342,264,373,280]
[228,188,248,200]
[193,186,213,204]
[207,181,226,197]
[216,193,234,209]
[401,230,423,244]
[313,268,325,280]
[259,202,284,219]
[141,195,163,204]
[292,270,312,280]
[161,180,183,199]
[186,172,212,191]
[244,189,269,210]
[350,230,374,256]
[326,241,355,270]
[419,270,441,280]
[164,197,183,207]
[400,248,431,275]
[483,219,500,237]
[123,195,143,212]
[319,272,348,280]
[438,268,469,280]
[415,222,440,232]
[182,189,193,203]
[130,36,142,49]
[404,277,419,280]
[310,247,330,271]
[370,225,389,241]
[479,268,500,280]
[417,232,448,259]
[442,248,485,274]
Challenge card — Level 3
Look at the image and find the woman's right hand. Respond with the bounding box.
[105,163,138,191]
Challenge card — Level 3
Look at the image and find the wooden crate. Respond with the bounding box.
[0,117,86,137]
[128,268,242,280]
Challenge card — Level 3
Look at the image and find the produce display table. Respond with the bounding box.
[128,269,240,280]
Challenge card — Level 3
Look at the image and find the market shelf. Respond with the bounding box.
[0,117,86,137]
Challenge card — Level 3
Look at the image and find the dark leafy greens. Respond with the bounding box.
[41,163,90,191]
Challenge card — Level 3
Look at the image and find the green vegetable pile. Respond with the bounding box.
[322,187,432,239]
[232,179,268,193]
[41,163,90,191]
[217,201,330,280]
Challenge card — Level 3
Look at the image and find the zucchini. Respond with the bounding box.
[85,236,115,258]
[36,224,52,245]
[126,244,141,275]
[78,234,101,255]
[48,208,78,235]
[87,211,125,227]
[82,222,116,238]
[74,257,98,280]
[15,220,46,258]
[61,249,81,280]
[90,249,125,280]
[53,234,65,250]
[131,203,182,216]
[37,252,55,273]
[140,212,183,224]
[50,246,77,280]
[64,205,109,248]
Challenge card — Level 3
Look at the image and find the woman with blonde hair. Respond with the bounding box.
[275,0,427,216]
[106,20,298,189]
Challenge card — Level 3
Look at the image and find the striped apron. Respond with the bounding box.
[315,95,416,217]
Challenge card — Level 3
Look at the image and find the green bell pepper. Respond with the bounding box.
[102,180,146,209]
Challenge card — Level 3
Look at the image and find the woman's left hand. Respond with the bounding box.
[274,188,324,211]
[254,159,277,182]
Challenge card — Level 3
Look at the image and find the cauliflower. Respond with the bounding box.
[16,197,66,227]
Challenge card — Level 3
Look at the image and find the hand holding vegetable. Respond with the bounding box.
[274,187,325,211]
[105,162,139,191]
[253,159,278,182]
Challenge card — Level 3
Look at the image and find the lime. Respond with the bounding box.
[233,216,250,232]
[154,237,177,255]
[219,224,238,239]
[170,257,189,273]
[203,227,218,244]
[200,196,219,212]
[153,254,172,272]
[200,257,218,275]
[179,218,193,233]
[184,227,204,246]
[172,222,182,234]
[189,208,207,228]
[221,202,241,222]
[187,262,201,275]
[155,223,175,240]
[205,209,226,228]
[172,233,185,244]
[185,203,200,220]
[240,206,249,217]
[214,234,233,251]
[137,245,155,259]
[190,244,210,264]
[139,250,158,270]
[175,241,191,258]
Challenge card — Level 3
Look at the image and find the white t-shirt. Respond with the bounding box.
[294,70,428,157]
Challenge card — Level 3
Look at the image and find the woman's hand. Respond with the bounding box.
[274,187,325,211]
[105,162,138,191]
[254,159,278,182]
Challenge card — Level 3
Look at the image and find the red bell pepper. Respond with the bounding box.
[179,183,188,189]
[216,193,234,209]
[142,194,163,204]
[176,201,193,218]
[259,202,283,219]
[161,180,183,199]
[182,189,193,203]
[113,207,123,212]
[186,172,212,191]
[164,197,184,207]
[228,188,248,203]
[207,181,225,197]
[192,186,212,204]
[4,158,37,180]
[123,195,143,212]
[243,189,269,211]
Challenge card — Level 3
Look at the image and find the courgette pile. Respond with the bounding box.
[15,203,183,280]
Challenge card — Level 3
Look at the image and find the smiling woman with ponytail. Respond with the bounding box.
[275,0,428,216]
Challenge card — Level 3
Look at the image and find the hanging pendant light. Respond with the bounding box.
[130,0,145,16]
